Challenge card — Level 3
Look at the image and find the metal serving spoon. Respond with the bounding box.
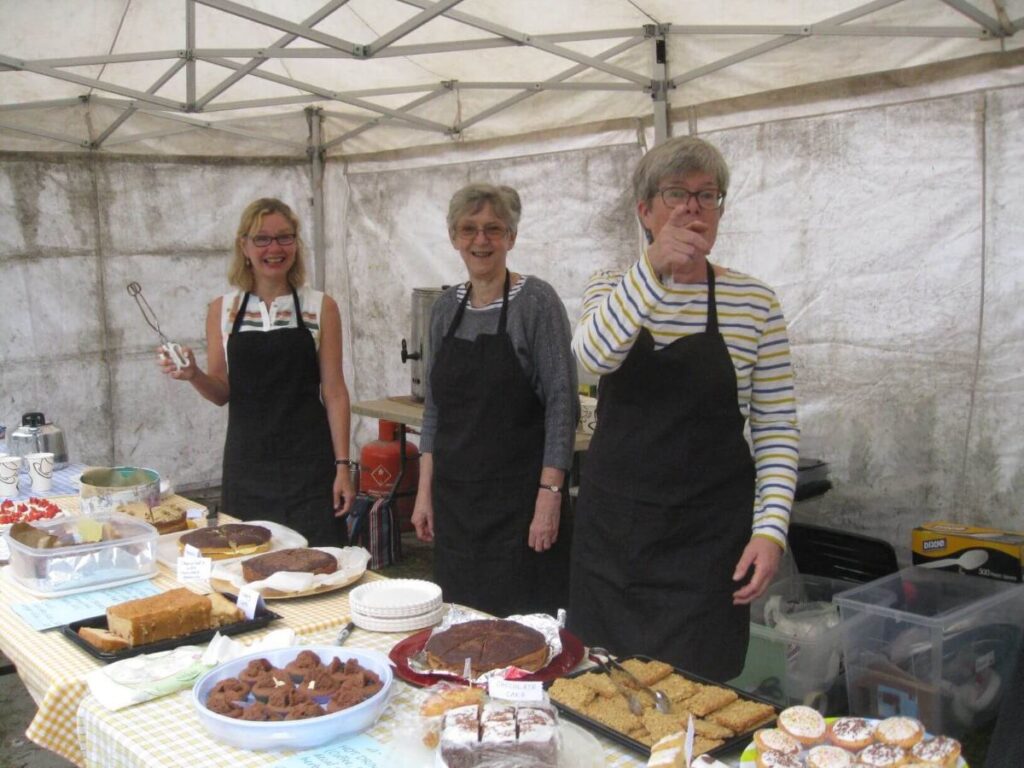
[591,646,672,714]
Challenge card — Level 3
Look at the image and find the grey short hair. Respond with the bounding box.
[447,183,522,236]
[632,136,730,204]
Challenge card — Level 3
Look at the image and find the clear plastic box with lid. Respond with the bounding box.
[4,511,158,595]
[834,566,1024,738]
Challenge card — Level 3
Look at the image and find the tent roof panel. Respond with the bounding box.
[2,0,1021,156]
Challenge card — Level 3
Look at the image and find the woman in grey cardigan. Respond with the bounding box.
[411,183,578,617]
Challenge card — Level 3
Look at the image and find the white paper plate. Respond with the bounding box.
[155,520,307,568]
[351,603,447,633]
[349,578,442,618]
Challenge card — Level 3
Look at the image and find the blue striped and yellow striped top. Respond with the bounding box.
[572,252,799,549]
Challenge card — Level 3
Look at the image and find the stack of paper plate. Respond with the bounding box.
[349,579,445,632]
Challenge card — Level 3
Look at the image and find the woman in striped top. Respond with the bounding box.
[568,137,799,680]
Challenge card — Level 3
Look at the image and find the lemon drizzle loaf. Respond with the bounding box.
[425,619,548,677]
[105,588,243,647]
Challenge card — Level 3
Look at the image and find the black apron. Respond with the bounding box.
[221,289,344,547]
[569,262,755,680]
[430,272,569,617]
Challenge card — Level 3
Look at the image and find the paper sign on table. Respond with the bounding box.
[488,678,544,702]
[235,586,263,620]
[268,734,386,767]
[176,553,212,582]
[11,580,162,631]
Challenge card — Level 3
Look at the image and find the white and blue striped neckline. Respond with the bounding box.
[455,274,527,310]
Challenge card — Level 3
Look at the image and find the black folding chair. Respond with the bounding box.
[787,522,899,584]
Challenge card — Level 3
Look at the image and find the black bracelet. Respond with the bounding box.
[335,459,357,467]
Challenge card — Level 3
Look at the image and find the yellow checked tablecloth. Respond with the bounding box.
[0,505,648,768]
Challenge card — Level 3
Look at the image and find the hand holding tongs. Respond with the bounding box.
[127,281,187,370]
[590,646,672,714]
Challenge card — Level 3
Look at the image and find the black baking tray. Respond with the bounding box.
[545,654,779,758]
[59,592,282,662]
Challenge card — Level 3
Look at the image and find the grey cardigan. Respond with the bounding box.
[419,276,579,471]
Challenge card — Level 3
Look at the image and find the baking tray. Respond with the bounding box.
[59,592,282,662]
[545,654,779,759]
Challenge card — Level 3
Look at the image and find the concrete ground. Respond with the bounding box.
[0,654,74,768]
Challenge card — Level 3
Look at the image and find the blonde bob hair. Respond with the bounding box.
[228,198,306,291]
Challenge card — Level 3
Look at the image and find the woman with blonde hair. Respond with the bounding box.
[160,198,354,545]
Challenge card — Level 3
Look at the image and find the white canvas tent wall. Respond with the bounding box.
[2,1,1023,549]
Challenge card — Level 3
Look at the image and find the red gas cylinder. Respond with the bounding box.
[359,420,420,532]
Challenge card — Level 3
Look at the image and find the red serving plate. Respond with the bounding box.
[389,627,585,687]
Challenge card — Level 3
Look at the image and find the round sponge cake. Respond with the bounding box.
[179,523,272,559]
[242,548,337,583]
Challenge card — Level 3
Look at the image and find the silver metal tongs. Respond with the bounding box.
[590,646,672,714]
[127,281,187,370]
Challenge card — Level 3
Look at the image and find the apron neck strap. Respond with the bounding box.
[446,269,511,338]
[291,287,306,329]
[705,262,719,334]
[232,291,252,335]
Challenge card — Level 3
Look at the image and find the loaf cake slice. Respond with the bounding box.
[107,587,216,646]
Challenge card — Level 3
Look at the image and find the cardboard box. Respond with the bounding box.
[912,521,1024,583]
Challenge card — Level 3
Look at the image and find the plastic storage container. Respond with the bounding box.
[729,574,852,713]
[3,511,158,595]
[835,566,1024,738]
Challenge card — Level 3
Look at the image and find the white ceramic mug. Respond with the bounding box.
[25,452,54,492]
[0,454,21,498]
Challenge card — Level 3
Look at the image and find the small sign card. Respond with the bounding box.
[488,678,545,702]
[235,586,263,620]
[176,549,212,583]
[11,580,162,631]
[268,734,386,767]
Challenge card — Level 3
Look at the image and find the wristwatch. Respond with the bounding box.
[538,483,563,494]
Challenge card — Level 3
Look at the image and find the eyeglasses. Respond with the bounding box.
[247,233,296,247]
[658,187,726,211]
[454,224,509,241]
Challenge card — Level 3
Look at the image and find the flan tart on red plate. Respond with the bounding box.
[424,619,548,677]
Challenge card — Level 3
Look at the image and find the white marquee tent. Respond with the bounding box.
[2,1,1023,548]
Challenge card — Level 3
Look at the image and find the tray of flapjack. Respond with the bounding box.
[545,654,779,760]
